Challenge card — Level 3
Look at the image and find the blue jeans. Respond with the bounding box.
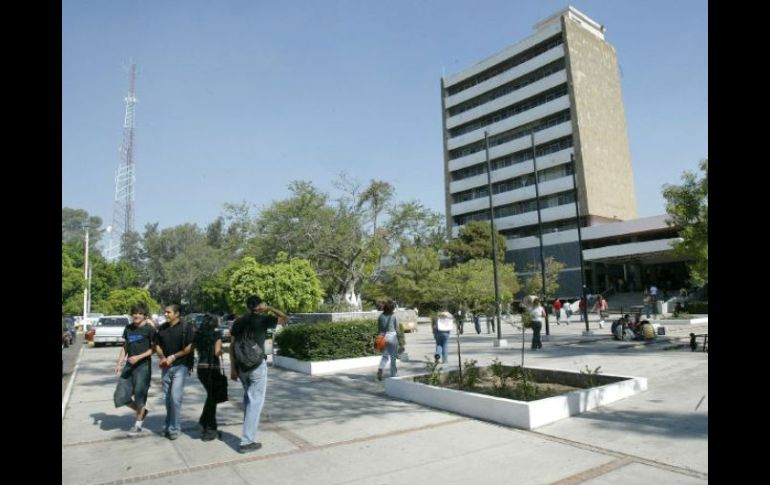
[378,331,398,377]
[434,331,450,363]
[161,364,190,436]
[239,362,268,446]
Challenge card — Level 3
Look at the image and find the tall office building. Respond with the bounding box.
[441,6,638,295]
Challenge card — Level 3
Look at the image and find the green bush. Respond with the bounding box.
[274,320,380,361]
[687,301,708,314]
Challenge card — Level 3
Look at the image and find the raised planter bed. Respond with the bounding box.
[652,316,708,325]
[384,366,647,430]
[274,355,382,375]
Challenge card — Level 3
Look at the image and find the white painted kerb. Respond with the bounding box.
[274,355,382,375]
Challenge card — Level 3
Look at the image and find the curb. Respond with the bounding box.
[62,345,85,419]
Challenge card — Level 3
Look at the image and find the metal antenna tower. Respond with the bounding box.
[106,63,138,261]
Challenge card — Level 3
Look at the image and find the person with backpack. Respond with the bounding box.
[113,302,156,434]
[154,304,195,441]
[230,295,289,454]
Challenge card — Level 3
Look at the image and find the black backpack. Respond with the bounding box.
[233,335,265,372]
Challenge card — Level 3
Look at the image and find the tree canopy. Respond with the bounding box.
[663,158,708,285]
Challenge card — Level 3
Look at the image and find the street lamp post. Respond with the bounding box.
[82,224,91,323]
[530,131,550,336]
[569,153,591,333]
[483,131,505,346]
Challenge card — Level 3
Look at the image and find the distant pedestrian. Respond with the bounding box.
[377,301,399,381]
[473,314,481,334]
[230,295,289,453]
[194,314,224,441]
[592,295,609,329]
[563,300,572,324]
[552,299,562,325]
[643,288,653,319]
[113,303,156,434]
[529,298,545,350]
[432,311,453,364]
[154,304,195,440]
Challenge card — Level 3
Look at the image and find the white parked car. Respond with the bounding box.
[82,313,105,332]
[93,315,129,347]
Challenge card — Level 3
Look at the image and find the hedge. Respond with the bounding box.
[274,319,380,361]
[687,301,708,314]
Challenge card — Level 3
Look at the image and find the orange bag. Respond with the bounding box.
[374,335,386,351]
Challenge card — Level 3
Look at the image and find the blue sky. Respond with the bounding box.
[62,0,708,238]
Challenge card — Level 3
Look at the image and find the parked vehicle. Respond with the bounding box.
[217,322,231,343]
[82,313,105,332]
[92,316,129,347]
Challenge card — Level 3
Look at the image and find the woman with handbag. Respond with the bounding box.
[376,301,400,381]
[193,314,226,441]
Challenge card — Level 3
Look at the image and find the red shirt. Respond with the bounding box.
[553,300,561,311]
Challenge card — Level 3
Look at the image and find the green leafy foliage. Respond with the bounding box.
[228,255,323,313]
[444,221,506,264]
[663,158,708,285]
[273,320,380,361]
[687,301,708,314]
[101,288,160,315]
[523,257,566,300]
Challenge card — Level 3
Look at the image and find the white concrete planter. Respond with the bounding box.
[652,316,708,325]
[274,355,382,375]
[384,366,647,430]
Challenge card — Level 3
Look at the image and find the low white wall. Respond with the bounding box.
[385,366,647,430]
[274,355,382,375]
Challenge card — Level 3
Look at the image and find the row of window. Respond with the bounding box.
[446,34,564,96]
[448,109,571,161]
[451,163,575,204]
[450,136,574,182]
[449,84,569,139]
[500,219,579,240]
[452,189,576,226]
[447,58,566,118]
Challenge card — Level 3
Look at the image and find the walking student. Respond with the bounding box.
[113,302,157,433]
[154,304,195,440]
[529,298,545,350]
[376,301,399,380]
[194,314,224,441]
[230,295,289,454]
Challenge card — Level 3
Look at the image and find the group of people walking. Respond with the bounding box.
[112,296,288,454]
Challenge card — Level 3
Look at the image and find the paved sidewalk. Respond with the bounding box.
[62,321,707,485]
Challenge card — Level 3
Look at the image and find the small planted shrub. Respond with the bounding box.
[424,356,442,386]
[579,365,602,388]
[274,319,379,361]
[687,301,708,314]
[462,359,481,390]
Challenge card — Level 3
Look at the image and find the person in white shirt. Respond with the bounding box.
[529,299,545,350]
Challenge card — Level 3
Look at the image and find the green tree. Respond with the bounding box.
[102,288,160,315]
[119,230,144,271]
[522,257,567,300]
[663,158,708,285]
[444,221,506,265]
[62,252,85,314]
[431,259,519,315]
[252,177,443,308]
[371,245,441,310]
[62,208,104,247]
[228,255,323,313]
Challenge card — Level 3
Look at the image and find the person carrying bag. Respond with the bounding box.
[193,314,225,442]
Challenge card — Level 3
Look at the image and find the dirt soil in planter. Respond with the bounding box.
[414,369,587,401]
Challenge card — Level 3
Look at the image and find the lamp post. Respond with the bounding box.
[483,131,505,346]
[530,131,550,336]
[82,224,92,322]
[569,153,591,334]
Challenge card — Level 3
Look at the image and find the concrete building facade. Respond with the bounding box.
[441,6,655,297]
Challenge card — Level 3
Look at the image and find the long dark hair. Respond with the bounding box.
[382,301,395,315]
[193,314,219,353]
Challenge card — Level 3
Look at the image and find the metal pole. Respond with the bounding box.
[569,153,590,332]
[87,265,93,315]
[82,225,90,322]
[484,132,503,341]
[530,131,550,336]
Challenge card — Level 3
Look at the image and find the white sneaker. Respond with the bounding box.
[599,321,605,329]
